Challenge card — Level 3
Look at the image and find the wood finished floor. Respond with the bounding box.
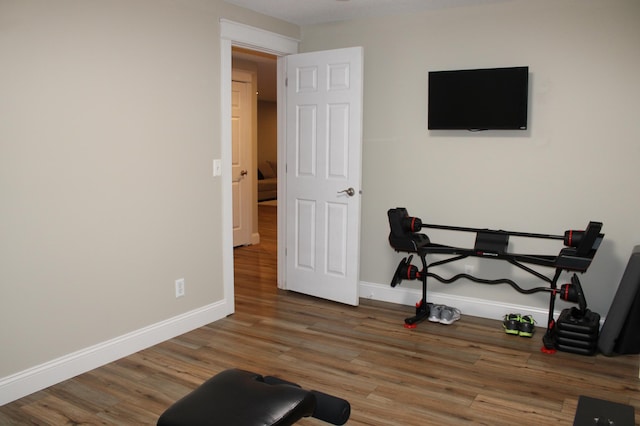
[2,205,640,425]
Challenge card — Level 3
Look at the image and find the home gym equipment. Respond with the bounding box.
[553,306,601,355]
[598,245,640,356]
[387,207,604,352]
[157,369,350,426]
[550,273,600,355]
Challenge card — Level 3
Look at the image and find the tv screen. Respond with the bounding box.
[428,66,529,131]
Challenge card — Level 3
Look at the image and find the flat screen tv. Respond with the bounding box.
[428,66,529,131]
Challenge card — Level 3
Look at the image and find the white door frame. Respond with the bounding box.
[220,19,299,314]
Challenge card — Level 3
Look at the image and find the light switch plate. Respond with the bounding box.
[213,159,222,177]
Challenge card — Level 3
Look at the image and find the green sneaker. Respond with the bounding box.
[503,313,521,335]
[518,315,536,337]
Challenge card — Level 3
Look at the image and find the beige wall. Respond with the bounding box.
[3,0,639,396]
[300,0,640,315]
[0,0,297,379]
[258,101,278,165]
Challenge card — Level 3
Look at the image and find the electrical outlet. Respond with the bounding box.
[175,278,185,298]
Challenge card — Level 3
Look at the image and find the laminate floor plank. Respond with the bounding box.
[2,205,640,425]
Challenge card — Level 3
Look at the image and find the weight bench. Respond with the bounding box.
[157,369,351,426]
[387,207,604,351]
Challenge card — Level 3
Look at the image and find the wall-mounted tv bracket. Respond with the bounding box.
[387,207,603,351]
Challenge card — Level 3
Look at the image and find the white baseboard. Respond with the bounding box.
[1,283,601,406]
[0,300,229,406]
[251,232,260,245]
[359,280,558,326]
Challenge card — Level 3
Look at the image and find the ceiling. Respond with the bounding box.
[229,0,512,101]
[224,0,511,26]
[232,47,278,102]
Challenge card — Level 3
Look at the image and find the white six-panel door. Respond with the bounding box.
[232,74,252,247]
[284,47,363,306]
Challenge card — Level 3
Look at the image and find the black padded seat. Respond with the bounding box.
[157,369,316,426]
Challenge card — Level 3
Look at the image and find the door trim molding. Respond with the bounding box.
[220,20,299,312]
[220,19,299,55]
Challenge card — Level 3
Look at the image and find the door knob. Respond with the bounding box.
[337,187,355,197]
[240,170,248,176]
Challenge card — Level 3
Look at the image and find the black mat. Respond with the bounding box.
[573,395,634,426]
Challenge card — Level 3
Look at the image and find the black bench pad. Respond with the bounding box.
[157,369,316,426]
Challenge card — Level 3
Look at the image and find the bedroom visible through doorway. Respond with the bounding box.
[232,46,278,284]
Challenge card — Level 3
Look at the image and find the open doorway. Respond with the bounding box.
[220,19,299,314]
[231,47,278,285]
[232,46,278,207]
[222,22,363,312]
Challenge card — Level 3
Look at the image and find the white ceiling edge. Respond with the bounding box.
[224,0,514,26]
